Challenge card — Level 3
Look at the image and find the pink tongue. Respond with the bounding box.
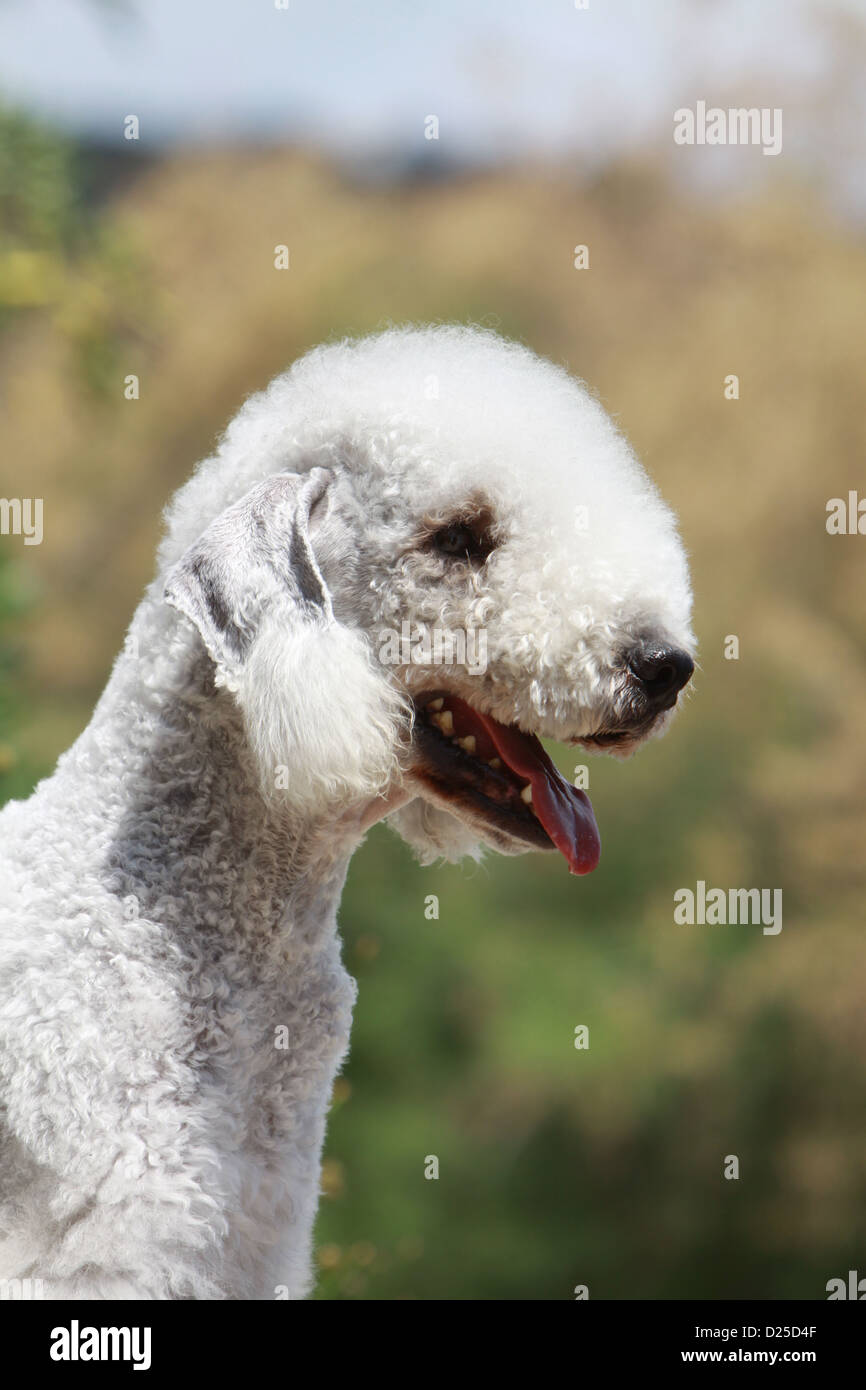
[476,712,601,876]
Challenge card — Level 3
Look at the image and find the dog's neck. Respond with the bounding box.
[72,618,379,950]
[34,607,374,1298]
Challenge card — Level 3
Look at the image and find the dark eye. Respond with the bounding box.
[429,517,495,563]
[433,523,478,557]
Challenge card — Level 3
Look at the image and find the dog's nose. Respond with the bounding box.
[626,642,694,709]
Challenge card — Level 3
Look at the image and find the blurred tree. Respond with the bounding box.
[0,100,147,393]
[0,99,149,800]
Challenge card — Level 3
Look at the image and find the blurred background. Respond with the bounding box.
[1,0,865,1299]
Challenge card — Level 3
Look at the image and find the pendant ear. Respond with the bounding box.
[164,468,334,683]
[164,467,408,813]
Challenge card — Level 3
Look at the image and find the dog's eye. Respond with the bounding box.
[430,520,494,563]
[434,523,476,556]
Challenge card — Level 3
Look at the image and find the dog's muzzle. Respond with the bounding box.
[578,640,694,748]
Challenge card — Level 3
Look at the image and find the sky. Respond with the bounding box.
[0,0,864,208]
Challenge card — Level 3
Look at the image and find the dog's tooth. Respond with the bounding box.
[431,710,454,735]
[427,698,444,712]
[487,758,502,770]
[520,784,533,804]
[456,735,476,754]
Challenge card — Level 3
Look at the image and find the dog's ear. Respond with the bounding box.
[164,468,334,679]
[164,467,407,811]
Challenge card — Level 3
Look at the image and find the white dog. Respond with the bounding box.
[0,326,694,1299]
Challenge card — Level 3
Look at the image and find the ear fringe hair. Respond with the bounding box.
[236,615,411,815]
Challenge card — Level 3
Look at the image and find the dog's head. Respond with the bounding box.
[163,326,695,873]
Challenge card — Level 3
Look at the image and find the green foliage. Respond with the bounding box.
[0,555,39,802]
[0,105,78,252]
[0,101,149,393]
[0,103,78,319]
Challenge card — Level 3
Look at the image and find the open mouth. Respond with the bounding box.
[411,692,601,875]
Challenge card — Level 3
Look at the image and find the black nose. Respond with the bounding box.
[626,642,694,709]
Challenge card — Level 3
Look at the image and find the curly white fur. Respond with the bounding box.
[0,326,694,1300]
